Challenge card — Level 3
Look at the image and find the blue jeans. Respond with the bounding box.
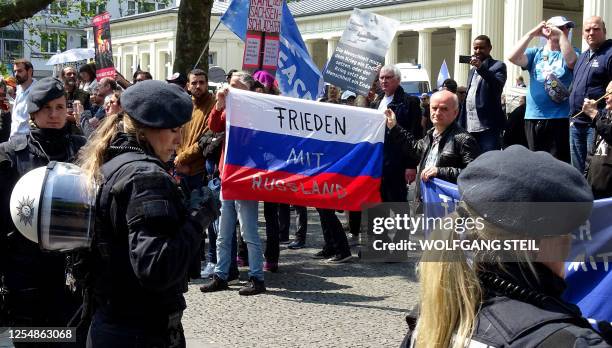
[214,194,263,281]
[471,128,501,153]
[570,123,595,174]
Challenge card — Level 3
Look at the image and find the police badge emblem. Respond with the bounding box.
[16,196,35,226]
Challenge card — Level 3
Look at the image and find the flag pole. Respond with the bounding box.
[193,20,222,70]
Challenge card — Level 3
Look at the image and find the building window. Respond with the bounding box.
[208,52,217,66]
[49,1,68,15]
[127,1,136,15]
[138,2,156,13]
[1,39,23,65]
[80,35,88,48]
[80,1,105,16]
[40,32,67,53]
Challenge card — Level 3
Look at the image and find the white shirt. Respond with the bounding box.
[466,71,487,133]
[378,94,394,111]
[10,79,36,138]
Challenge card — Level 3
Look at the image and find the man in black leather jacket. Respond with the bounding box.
[384,90,480,200]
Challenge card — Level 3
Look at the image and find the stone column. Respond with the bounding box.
[417,29,435,86]
[583,0,612,51]
[305,39,316,58]
[326,37,339,61]
[503,0,543,90]
[452,25,471,86]
[149,41,157,78]
[116,45,123,75]
[385,33,398,65]
[472,0,504,58]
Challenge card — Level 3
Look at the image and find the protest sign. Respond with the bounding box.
[92,12,114,80]
[421,178,612,324]
[323,9,399,96]
[221,88,385,210]
[221,0,324,100]
[242,0,283,73]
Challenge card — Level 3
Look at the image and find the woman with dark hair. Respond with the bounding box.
[79,63,98,93]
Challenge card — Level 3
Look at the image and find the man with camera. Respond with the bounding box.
[458,35,507,153]
[507,16,579,162]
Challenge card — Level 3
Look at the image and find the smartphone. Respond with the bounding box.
[459,55,472,64]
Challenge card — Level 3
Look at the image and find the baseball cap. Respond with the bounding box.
[547,16,575,29]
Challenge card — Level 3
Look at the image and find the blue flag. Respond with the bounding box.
[220,0,324,100]
[436,59,450,89]
[421,179,612,324]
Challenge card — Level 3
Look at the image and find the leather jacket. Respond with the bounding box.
[387,121,480,199]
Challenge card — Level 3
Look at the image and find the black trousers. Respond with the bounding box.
[316,208,350,256]
[87,309,185,348]
[264,202,281,263]
[524,118,570,163]
[279,205,308,242]
[348,211,361,236]
[380,171,408,202]
[277,203,290,241]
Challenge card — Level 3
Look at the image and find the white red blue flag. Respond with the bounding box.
[221,88,385,210]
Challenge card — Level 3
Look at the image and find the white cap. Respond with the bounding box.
[547,16,575,29]
[341,90,357,100]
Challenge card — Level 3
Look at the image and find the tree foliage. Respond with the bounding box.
[173,0,213,76]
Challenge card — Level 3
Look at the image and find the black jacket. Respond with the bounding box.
[459,56,507,132]
[402,263,610,347]
[586,110,612,199]
[374,86,423,170]
[388,121,480,199]
[0,128,85,327]
[92,133,203,323]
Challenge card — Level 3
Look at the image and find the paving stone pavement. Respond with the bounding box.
[183,208,419,348]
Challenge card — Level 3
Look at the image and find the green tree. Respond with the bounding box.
[172,0,213,75]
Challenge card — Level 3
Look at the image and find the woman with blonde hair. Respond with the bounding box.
[78,81,218,347]
[403,145,610,348]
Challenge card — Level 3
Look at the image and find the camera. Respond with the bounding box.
[459,55,472,64]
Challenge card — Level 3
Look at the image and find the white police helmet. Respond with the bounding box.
[10,161,95,251]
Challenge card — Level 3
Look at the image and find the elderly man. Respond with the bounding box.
[385,90,480,199]
[373,64,422,202]
[459,35,507,153]
[583,81,612,199]
[569,16,612,173]
[76,77,117,137]
[508,16,579,162]
[10,59,35,138]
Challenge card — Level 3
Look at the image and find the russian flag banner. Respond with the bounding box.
[221,88,386,211]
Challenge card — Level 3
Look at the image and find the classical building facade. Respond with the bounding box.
[293,0,611,92]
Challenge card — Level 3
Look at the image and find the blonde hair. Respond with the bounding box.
[77,113,148,189]
[415,204,537,348]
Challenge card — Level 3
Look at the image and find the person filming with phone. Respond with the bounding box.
[508,16,579,163]
[458,35,507,153]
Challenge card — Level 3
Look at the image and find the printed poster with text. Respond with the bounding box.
[323,9,399,96]
[92,12,115,81]
[243,0,283,73]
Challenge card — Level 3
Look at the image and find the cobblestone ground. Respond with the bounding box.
[184,208,419,348]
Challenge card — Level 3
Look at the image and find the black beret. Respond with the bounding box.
[121,80,192,129]
[27,77,65,114]
[166,72,187,86]
[458,145,593,236]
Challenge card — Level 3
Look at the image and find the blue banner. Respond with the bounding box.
[220,0,324,100]
[421,179,612,323]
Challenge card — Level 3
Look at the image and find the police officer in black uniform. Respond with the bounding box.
[0,77,86,345]
[78,80,218,347]
[402,145,611,348]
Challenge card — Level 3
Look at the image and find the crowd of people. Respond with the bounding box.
[0,13,611,348]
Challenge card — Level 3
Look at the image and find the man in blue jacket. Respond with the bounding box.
[569,16,612,174]
[459,35,507,153]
